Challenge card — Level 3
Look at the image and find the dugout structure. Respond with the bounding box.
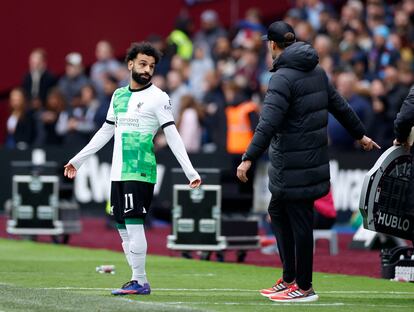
[359,146,414,241]
[6,161,81,243]
[359,146,414,280]
[167,168,260,259]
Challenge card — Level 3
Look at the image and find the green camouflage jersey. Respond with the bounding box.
[106,83,174,183]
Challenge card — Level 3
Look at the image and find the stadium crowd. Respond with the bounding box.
[5,0,414,154]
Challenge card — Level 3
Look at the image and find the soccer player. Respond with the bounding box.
[64,42,201,295]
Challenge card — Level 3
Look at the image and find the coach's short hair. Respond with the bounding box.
[125,42,162,64]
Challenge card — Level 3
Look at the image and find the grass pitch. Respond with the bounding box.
[0,238,413,312]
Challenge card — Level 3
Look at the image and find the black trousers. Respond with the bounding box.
[268,196,314,290]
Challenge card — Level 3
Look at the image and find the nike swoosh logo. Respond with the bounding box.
[124,208,134,214]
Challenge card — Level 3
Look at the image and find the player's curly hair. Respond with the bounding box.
[125,42,162,64]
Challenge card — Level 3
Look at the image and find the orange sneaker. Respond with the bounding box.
[260,278,296,297]
[269,284,319,303]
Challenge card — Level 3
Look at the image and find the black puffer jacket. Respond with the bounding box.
[394,86,414,142]
[245,42,366,200]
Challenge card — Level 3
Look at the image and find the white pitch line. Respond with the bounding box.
[117,301,411,308]
[119,299,345,308]
[118,298,206,312]
[161,302,346,306]
[319,290,414,294]
[36,287,414,296]
[40,287,113,290]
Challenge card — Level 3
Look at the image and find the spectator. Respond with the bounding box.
[166,70,190,119]
[151,74,167,91]
[325,17,343,47]
[340,0,363,28]
[338,28,361,67]
[94,74,119,128]
[212,35,232,62]
[21,48,56,109]
[201,70,227,151]
[369,66,409,147]
[304,0,326,31]
[90,40,128,96]
[294,20,315,43]
[284,8,306,28]
[224,80,259,155]
[258,50,274,99]
[234,47,260,96]
[58,52,90,105]
[232,8,265,51]
[193,9,227,58]
[170,54,191,83]
[366,0,392,31]
[350,51,372,84]
[147,34,172,76]
[314,34,338,67]
[38,88,67,145]
[5,87,38,150]
[62,84,100,146]
[168,15,194,60]
[368,25,400,79]
[233,8,267,41]
[328,72,372,149]
[176,94,204,153]
[213,36,237,79]
[189,43,214,101]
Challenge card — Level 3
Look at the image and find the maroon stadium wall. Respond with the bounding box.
[0,0,290,94]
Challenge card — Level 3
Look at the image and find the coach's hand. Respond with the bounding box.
[358,135,381,151]
[64,163,77,179]
[237,160,251,183]
[189,178,202,188]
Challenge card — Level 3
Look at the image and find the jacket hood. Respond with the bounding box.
[271,42,319,72]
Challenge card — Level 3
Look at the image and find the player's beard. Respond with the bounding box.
[132,69,152,86]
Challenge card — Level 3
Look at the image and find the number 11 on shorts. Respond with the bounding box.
[124,193,134,212]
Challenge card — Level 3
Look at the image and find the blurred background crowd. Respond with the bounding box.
[4,0,414,156]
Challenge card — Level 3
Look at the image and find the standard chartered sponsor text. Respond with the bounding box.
[118,117,139,127]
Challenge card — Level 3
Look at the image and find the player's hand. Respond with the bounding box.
[358,135,381,151]
[189,178,201,189]
[237,160,252,183]
[64,163,77,179]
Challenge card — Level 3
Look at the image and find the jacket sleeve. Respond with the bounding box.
[245,74,291,161]
[327,81,366,140]
[394,86,414,142]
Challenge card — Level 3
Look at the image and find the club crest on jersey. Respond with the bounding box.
[137,102,144,111]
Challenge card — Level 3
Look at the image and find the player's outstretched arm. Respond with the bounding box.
[163,124,201,188]
[64,122,115,175]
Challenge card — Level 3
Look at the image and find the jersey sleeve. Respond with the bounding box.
[155,92,175,128]
[105,93,116,124]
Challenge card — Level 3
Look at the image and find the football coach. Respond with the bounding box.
[236,21,379,302]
